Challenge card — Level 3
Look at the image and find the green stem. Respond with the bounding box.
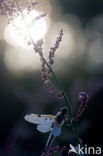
[18,8,81,144]
[42,57,81,144]
[42,58,72,114]
[72,124,81,144]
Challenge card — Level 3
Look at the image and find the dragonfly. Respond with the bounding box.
[24,107,67,150]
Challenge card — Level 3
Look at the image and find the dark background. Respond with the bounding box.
[0,0,103,155]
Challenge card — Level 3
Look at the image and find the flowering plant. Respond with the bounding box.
[0,1,89,155]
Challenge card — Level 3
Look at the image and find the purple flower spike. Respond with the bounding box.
[49,29,63,65]
[76,92,89,119]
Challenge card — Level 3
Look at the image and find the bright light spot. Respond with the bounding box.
[4,47,41,74]
[4,9,47,49]
[0,16,7,40]
[88,38,103,68]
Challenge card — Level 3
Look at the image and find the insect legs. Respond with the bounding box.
[45,132,55,151]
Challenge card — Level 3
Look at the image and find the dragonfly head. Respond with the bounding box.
[56,107,68,123]
[60,107,68,115]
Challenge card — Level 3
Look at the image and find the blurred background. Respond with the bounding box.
[0,0,103,155]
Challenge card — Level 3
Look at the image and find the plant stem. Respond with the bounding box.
[19,8,81,144]
[41,57,81,144]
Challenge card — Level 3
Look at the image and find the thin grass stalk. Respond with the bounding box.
[18,8,81,145]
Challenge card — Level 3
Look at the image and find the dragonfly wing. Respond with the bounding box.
[24,114,55,125]
[37,124,52,133]
[24,114,42,124]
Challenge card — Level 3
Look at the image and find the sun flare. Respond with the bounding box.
[4,9,47,49]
